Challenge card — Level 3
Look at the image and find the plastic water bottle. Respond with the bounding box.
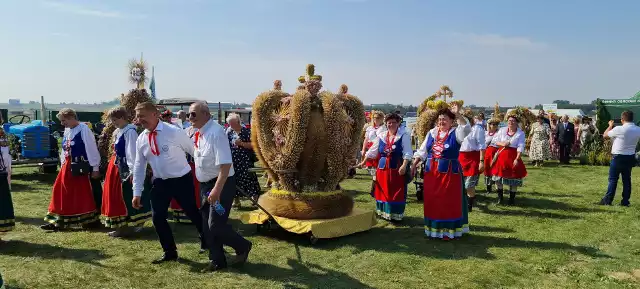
[214,201,226,216]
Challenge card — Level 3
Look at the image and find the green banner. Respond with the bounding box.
[596,99,640,132]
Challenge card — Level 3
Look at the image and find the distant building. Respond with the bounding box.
[8,99,20,105]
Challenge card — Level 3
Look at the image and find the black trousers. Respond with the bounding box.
[90,178,102,213]
[199,176,251,266]
[150,172,204,253]
[559,143,572,164]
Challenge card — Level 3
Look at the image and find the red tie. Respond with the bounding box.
[194,131,200,148]
[149,130,160,156]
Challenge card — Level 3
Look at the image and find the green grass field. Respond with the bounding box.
[1,162,640,289]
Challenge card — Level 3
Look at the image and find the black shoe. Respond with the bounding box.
[40,223,58,231]
[467,196,475,212]
[598,200,612,206]
[508,191,516,205]
[620,202,630,207]
[201,262,227,273]
[233,242,252,267]
[199,239,208,254]
[496,189,504,205]
[486,185,492,194]
[151,252,178,264]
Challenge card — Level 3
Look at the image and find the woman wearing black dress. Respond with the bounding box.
[226,113,261,208]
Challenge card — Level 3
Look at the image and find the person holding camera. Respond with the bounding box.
[599,111,640,206]
[41,108,101,230]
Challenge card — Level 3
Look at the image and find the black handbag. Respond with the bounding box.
[115,155,131,182]
[71,156,91,176]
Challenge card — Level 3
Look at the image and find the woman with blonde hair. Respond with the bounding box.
[42,108,102,230]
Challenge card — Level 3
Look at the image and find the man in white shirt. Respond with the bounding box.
[189,101,252,272]
[600,111,640,206]
[131,102,205,264]
[177,110,191,129]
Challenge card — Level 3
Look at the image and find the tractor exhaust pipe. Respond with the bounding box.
[40,95,47,127]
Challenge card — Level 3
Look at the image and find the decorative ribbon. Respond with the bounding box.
[149,130,160,156]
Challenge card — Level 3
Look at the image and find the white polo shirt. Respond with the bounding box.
[460,124,486,152]
[132,121,194,197]
[194,119,235,183]
[607,123,640,155]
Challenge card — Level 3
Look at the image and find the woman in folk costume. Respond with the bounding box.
[101,106,151,237]
[42,109,101,230]
[361,111,385,175]
[458,112,486,212]
[483,118,501,193]
[359,113,413,221]
[492,115,528,205]
[0,128,15,239]
[168,124,201,223]
[411,105,471,239]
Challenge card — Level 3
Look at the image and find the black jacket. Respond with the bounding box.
[556,122,575,145]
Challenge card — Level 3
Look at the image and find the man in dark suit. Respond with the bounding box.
[556,115,575,164]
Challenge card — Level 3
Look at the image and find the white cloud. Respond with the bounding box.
[42,1,147,19]
[451,33,548,50]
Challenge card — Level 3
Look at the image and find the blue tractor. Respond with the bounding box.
[2,114,59,174]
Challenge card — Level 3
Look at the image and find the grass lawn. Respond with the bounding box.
[2,162,640,289]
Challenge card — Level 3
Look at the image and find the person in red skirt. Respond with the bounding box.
[492,115,528,205]
[359,113,413,222]
[458,114,486,211]
[42,109,101,230]
[360,111,385,196]
[168,125,201,223]
[101,106,152,237]
[483,118,501,193]
[361,111,385,174]
[411,105,471,239]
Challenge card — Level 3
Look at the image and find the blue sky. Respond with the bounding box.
[0,0,639,106]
